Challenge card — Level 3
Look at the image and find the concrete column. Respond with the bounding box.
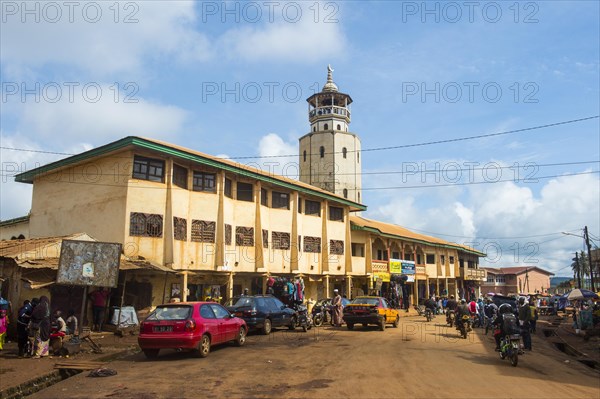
[436,279,440,297]
[254,181,264,271]
[425,278,430,298]
[182,271,188,302]
[290,192,299,272]
[228,272,234,300]
[346,276,352,299]
[163,159,174,267]
[215,171,225,269]
[321,200,329,273]
[324,275,330,298]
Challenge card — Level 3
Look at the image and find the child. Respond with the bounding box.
[0,310,8,351]
[65,309,78,336]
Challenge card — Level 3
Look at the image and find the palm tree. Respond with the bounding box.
[572,251,590,289]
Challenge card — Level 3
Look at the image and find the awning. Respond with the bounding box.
[21,277,55,290]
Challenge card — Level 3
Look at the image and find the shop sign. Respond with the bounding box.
[390,259,416,274]
[405,275,415,282]
[373,272,390,283]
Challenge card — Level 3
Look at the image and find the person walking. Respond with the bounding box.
[17,300,33,357]
[0,309,8,351]
[518,297,532,351]
[31,296,51,358]
[529,299,539,334]
[332,289,343,327]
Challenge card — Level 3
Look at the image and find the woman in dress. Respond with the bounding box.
[31,295,51,358]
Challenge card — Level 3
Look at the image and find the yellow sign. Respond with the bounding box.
[373,272,390,282]
[390,260,401,274]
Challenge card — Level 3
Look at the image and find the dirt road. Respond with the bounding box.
[29,317,600,399]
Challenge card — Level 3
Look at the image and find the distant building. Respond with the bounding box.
[481,266,554,296]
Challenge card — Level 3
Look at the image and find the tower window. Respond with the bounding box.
[337,124,341,130]
[324,123,328,130]
[342,147,347,159]
[320,146,325,158]
[313,127,316,132]
[357,151,360,163]
[358,192,361,203]
[343,189,348,198]
[303,150,307,162]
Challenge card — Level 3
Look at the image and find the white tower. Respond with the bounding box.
[299,66,362,203]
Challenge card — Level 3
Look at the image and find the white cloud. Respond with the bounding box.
[1,2,212,77]
[368,172,600,276]
[252,133,298,178]
[218,13,346,63]
[11,83,188,142]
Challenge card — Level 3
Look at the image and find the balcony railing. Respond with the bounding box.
[309,106,350,119]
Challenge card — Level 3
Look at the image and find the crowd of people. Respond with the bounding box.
[2,296,81,359]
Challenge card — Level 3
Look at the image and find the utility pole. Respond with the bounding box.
[575,252,582,289]
[584,226,595,292]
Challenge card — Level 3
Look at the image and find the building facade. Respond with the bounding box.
[2,67,486,311]
[481,266,554,296]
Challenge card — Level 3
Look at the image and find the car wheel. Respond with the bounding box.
[143,349,159,359]
[262,318,272,335]
[234,327,246,347]
[379,319,386,331]
[347,323,354,330]
[195,334,210,358]
[289,316,297,330]
[393,315,400,328]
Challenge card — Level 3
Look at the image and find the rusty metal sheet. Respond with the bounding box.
[57,240,122,287]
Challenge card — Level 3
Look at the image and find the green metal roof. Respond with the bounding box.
[15,136,367,211]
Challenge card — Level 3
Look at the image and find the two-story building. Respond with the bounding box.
[481,266,554,296]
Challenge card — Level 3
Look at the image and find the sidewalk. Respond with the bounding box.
[536,314,600,369]
[0,332,139,399]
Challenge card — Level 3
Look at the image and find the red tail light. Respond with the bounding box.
[243,310,257,316]
[185,320,196,332]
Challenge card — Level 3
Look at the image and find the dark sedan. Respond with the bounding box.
[226,295,296,335]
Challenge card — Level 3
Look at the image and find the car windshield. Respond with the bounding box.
[351,298,379,306]
[231,297,254,309]
[223,297,241,307]
[147,306,192,321]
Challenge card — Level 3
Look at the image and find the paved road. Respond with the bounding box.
[30,317,600,399]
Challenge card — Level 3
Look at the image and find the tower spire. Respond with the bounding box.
[322,64,338,92]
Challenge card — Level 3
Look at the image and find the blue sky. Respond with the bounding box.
[1,1,599,276]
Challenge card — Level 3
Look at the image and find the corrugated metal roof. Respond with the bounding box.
[350,215,485,256]
[0,234,177,273]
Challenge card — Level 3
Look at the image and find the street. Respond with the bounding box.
[29,316,600,399]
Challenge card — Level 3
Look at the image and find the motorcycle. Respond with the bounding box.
[424,308,434,322]
[458,314,471,339]
[484,315,496,335]
[289,303,312,332]
[311,300,331,327]
[446,310,456,327]
[499,332,522,367]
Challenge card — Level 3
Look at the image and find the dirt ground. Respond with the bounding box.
[4,315,596,399]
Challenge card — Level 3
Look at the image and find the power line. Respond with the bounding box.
[1,115,598,160]
[361,170,599,190]
[2,160,597,178]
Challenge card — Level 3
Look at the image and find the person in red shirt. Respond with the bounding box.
[468,300,477,315]
[89,287,109,332]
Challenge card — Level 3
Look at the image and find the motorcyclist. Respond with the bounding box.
[456,299,470,329]
[493,303,519,351]
[446,295,458,324]
[424,297,436,314]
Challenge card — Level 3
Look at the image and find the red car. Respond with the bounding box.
[138,302,247,358]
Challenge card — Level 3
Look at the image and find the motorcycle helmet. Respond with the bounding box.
[499,303,512,314]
